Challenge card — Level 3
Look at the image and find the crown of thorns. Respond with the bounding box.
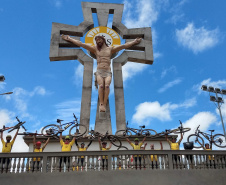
[95,35,108,46]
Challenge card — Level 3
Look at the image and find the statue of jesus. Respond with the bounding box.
[62,34,141,112]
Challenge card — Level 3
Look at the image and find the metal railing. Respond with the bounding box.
[0,150,226,174]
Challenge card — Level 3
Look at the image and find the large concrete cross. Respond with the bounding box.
[49,2,153,134]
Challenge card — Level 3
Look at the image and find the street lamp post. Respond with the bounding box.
[0,75,13,96]
[201,85,226,139]
[0,75,5,82]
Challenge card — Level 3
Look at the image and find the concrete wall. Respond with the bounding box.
[1,169,225,185]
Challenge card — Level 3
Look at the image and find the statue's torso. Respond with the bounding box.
[95,46,112,71]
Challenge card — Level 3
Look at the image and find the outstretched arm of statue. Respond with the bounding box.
[61,34,96,53]
[112,37,142,54]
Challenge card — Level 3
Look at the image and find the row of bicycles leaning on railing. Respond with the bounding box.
[1,114,226,149]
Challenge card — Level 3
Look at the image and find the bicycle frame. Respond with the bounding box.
[0,117,26,133]
[193,126,214,146]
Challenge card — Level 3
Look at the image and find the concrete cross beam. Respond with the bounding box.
[49,2,154,135]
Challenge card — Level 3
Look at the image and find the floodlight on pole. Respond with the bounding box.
[221,89,226,95]
[201,85,226,139]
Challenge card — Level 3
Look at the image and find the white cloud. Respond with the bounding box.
[54,0,62,8]
[158,78,182,93]
[55,100,81,122]
[193,78,226,94]
[1,86,49,119]
[161,66,177,79]
[0,82,5,91]
[73,64,84,86]
[167,14,185,25]
[0,109,15,126]
[32,86,47,96]
[123,0,159,28]
[132,98,196,125]
[132,101,172,123]
[175,23,220,54]
[122,62,148,82]
[154,52,163,59]
[166,0,188,24]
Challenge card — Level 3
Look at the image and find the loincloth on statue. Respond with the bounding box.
[94,69,112,89]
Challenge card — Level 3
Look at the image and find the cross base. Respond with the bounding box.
[95,98,112,134]
[99,111,106,119]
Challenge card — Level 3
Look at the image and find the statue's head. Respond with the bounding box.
[95,35,108,49]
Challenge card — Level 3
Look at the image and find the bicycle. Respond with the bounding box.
[41,114,87,137]
[115,122,157,137]
[187,125,226,148]
[88,129,122,148]
[170,120,191,134]
[0,117,27,133]
[150,129,172,139]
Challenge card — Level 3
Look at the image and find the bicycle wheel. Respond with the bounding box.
[117,146,129,160]
[69,124,87,137]
[187,134,204,148]
[41,124,60,136]
[142,129,157,136]
[213,134,226,148]
[108,135,122,148]
[117,146,128,150]
[172,127,191,134]
[115,130,132,138]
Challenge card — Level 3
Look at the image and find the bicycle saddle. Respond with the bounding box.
[209,130,215,132]
[57,119,64,123]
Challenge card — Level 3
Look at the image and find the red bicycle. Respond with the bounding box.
[0,117,27,133]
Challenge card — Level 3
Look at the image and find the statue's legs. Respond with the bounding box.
[97,75,112,112]
[97,75,105,112]
[103,76,112,107]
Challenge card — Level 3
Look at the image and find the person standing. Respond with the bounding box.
[0,128,20,172]
[59,132,76,172]
[98,137,112,170]
[126,137,147,169]
[75,139,92,168]
[32,134,50,171]
[166,134,183,165]
[144,141,163,169]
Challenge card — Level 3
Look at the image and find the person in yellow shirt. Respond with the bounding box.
[0,128,19,172]
[59,132,76,172]
[32,134,50,171]
[126,137,146,169]
[98,137,112,170]
[201,143,215,168]
[144,141,163,169]
[166,133,183,164]
[75,139,92,167]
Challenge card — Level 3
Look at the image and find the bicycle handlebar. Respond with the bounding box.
[73,113,78,123]
[16,116,20,123]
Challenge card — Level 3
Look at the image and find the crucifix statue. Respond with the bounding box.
[61,35,141,112]
[49,2,153,134]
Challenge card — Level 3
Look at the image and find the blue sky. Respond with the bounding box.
[1,0,226,151]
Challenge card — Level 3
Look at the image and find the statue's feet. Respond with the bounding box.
[99,104,106,112]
